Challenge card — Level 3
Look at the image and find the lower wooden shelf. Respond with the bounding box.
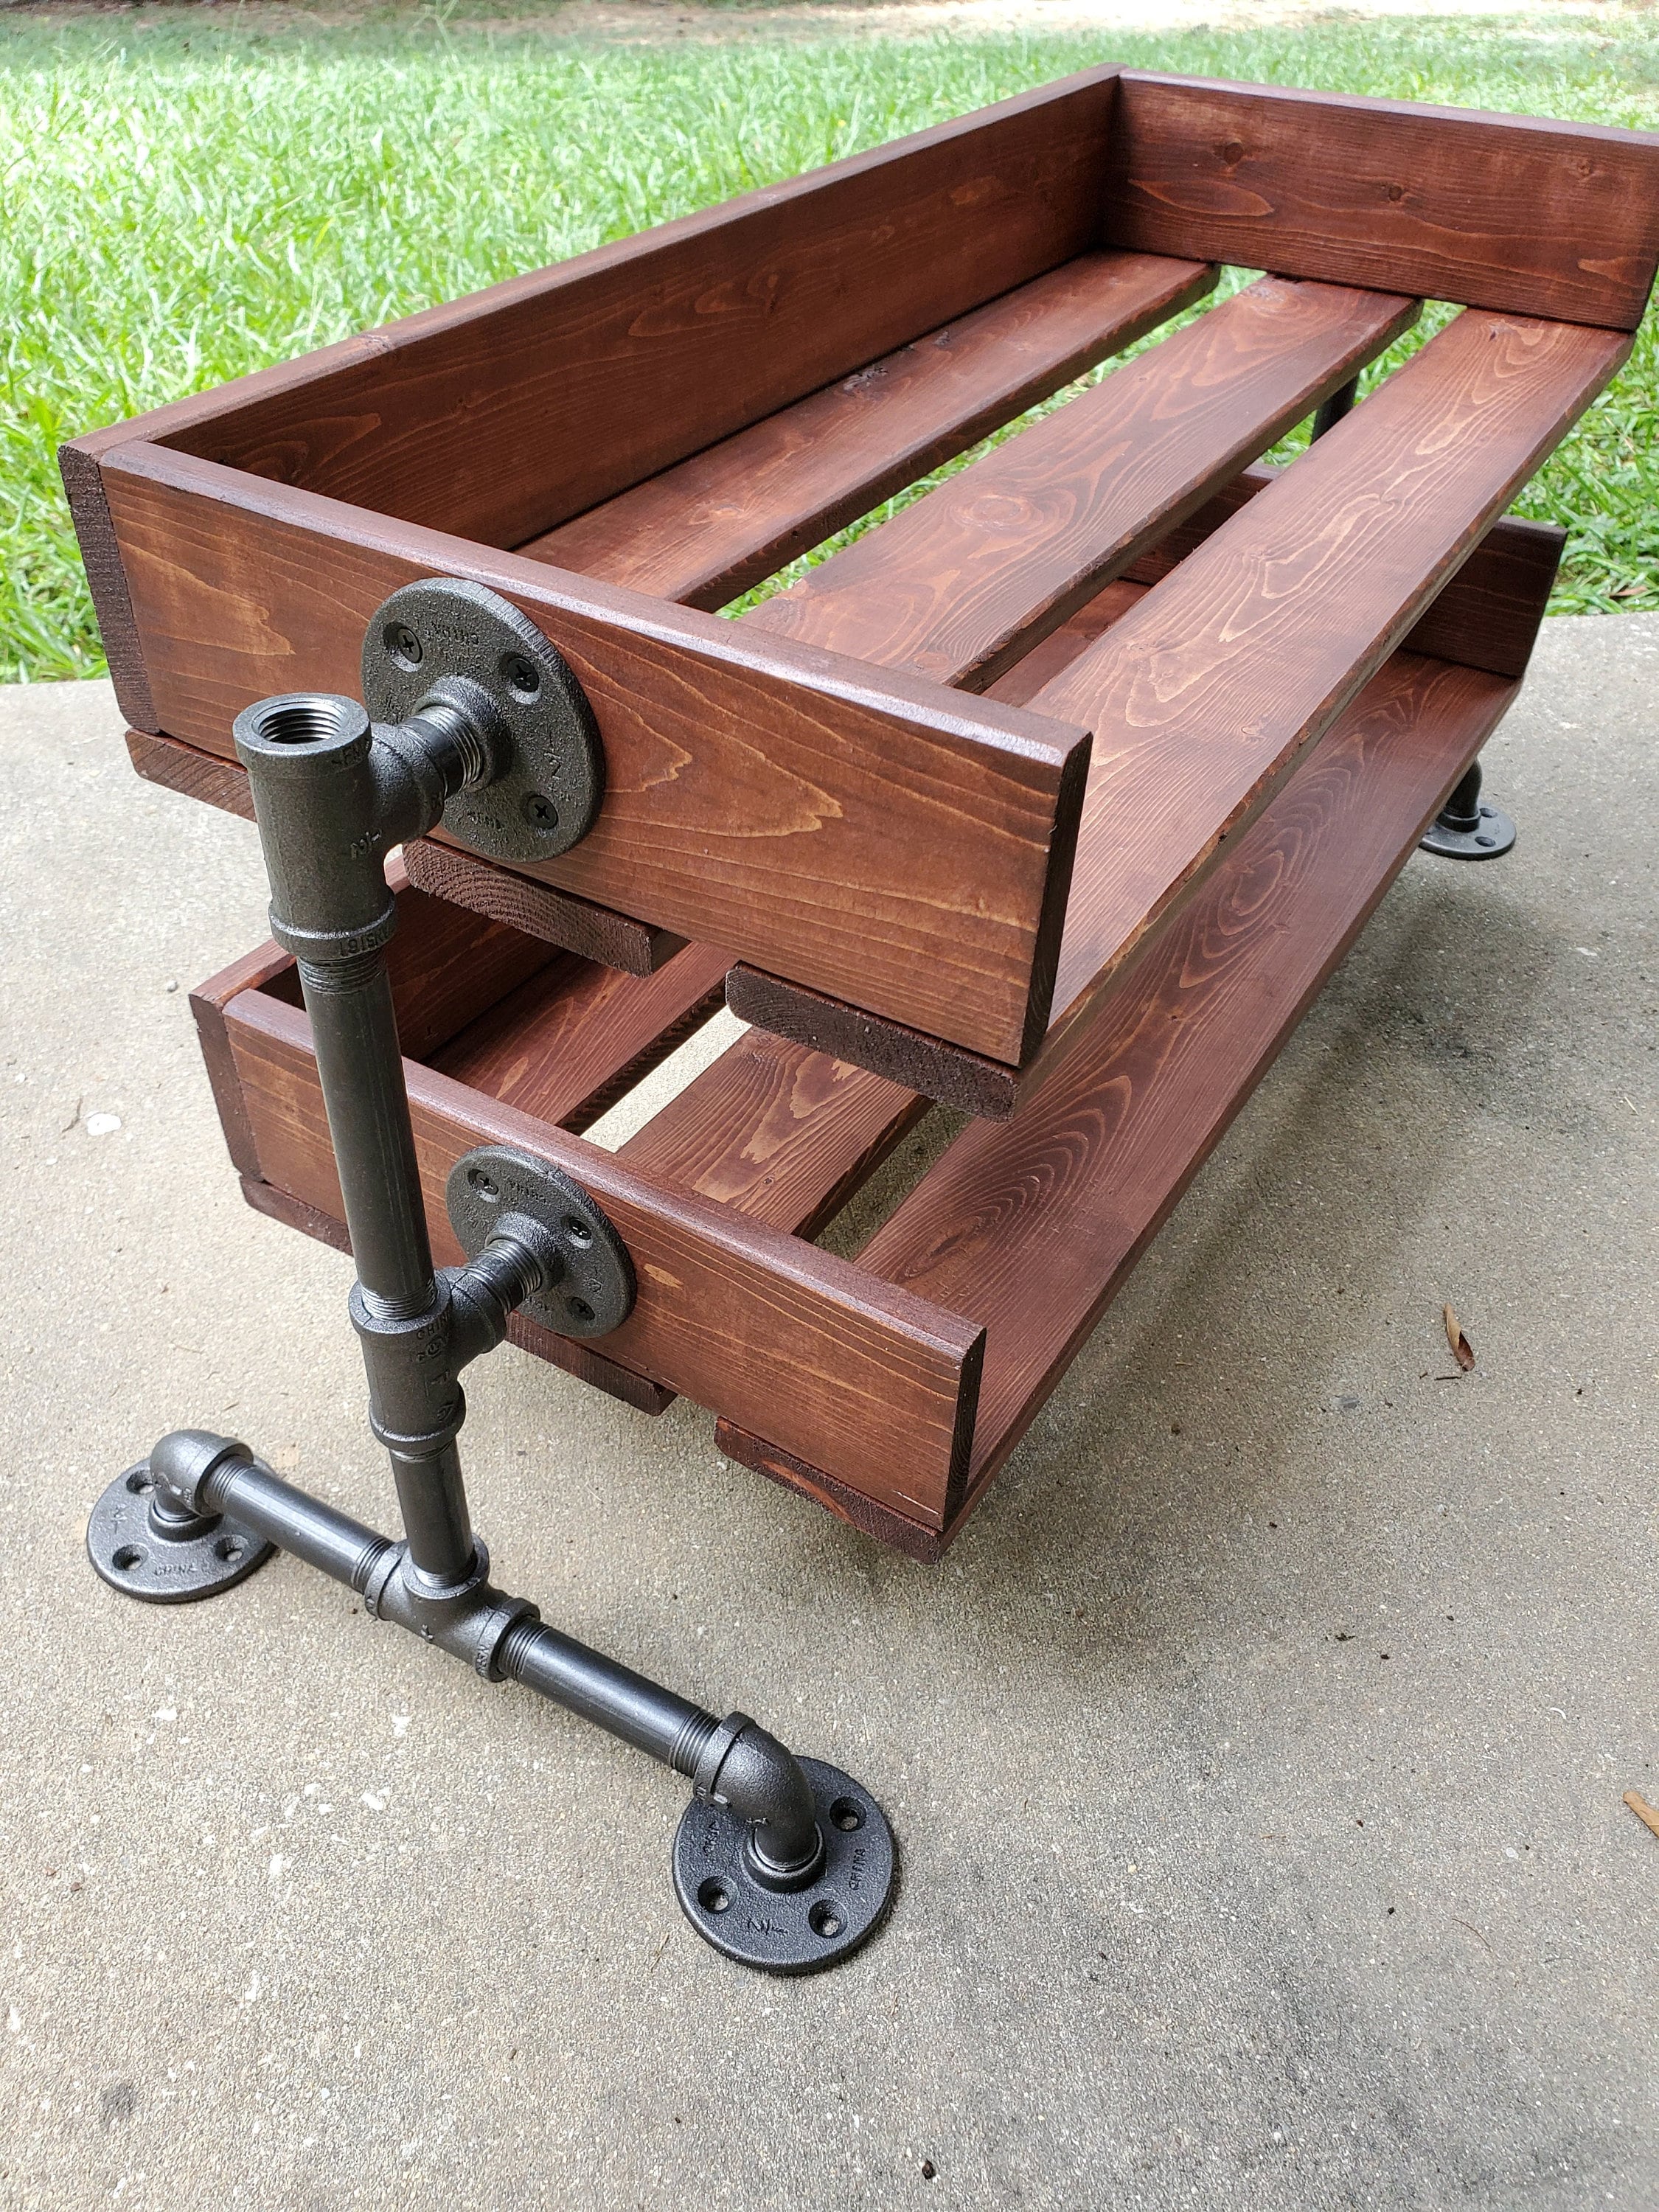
[199,636,1514,1557]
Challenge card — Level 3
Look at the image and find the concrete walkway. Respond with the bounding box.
[1,614,1655,2210]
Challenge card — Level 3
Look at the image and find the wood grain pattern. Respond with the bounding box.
[237,1172,676,1416]
[1107,74,1659,330]
[619,1027,928,1239]
[736,308,1621,1108]
[223,989,985,1526]
[521,251,1214,607]
[126,728,258,821]
[1122,462,1565,681]
[431,942,732,1131]
[101,442,1089,1065]
[139,69,1122,548]
[1037,310,1627,1040]
[400,838,686,974]
[59,439,156,730]
[726,646,1520,1552]
[745,276,1418,689]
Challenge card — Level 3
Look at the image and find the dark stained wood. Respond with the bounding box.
[1037,310,1625,1037]
[1123,461,1565,680]
[101,442,1090,1067]
[222,988,985,1526]
[1106,74,1659,331]
[714,1419,950,1561]
[140,69,1123,548]
[401,838,686,974]
[732,307,1626,1110]
[745,276,1418,690]
[237,1173,675,1415]
[723,970,1021,1121]
[192,942,294,1178]
[60,437,156,730]
[432,942,732,1131]
[521,251,1215,607]
[619,1027,928,1240]
[127,727,257,821]
[725,647,1522,1552]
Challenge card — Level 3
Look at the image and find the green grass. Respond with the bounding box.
[3,4,1658,682]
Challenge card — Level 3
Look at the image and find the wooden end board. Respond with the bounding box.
[99,440,1090,1067]
[1105,74,1659,331]
[220,987,985,1528]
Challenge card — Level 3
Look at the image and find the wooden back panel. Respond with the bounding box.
[1106,75,1659,330]
[121,70,1121,548]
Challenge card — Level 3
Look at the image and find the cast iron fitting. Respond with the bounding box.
[233,681,512,960]
[694,1713,824,1886]
[445,1213,566,1366]
[369,1539,538,1678]
[348,1279,468,1458]
[147,1427,253,1517]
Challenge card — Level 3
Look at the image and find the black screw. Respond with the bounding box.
[506,655,540,699]
[390,623,423,668]
[521,792,558,831]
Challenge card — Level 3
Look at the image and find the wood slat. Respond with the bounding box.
[723,646,1520,1558]
[1121,462,1565,681]
[734,307,1626,1111]
[745,276,1418,689]
[521,250,1214,607]
[399,838,686,975]
[100,441,1089,1066]
[431,942,732,1131]
[619,1029,928,1240]
[97,69,1121,549]
[222,989,984,1527]
[1106,74,1659,331]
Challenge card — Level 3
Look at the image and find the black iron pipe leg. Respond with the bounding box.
[86,578,899,1975]
[1421,757,1517,860]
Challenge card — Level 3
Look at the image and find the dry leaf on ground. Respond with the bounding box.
[1443,1304,1475,1371]
[1624,1791,1659,1841]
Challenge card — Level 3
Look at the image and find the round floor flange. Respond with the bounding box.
[1420,800,1517,860]
[86,1464,276,1604]
[672,1755,897,1975]
[448,1143,635,1340]
[361,577,602,864]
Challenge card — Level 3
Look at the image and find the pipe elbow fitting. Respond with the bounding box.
[693,1713,823,1883]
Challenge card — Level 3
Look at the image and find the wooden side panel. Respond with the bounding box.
[523,251,1214,607]
[100,444,1089,1066]
[223,990,984,1528]
[141,70,1123,546]
[746,277,1419,689]
[726,648,1520,1554]
[1107,75,1659,330]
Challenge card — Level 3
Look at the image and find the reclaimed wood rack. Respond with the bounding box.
[66,69,1659,1563]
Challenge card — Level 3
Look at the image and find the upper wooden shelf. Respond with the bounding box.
[65,66,1659,1105]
